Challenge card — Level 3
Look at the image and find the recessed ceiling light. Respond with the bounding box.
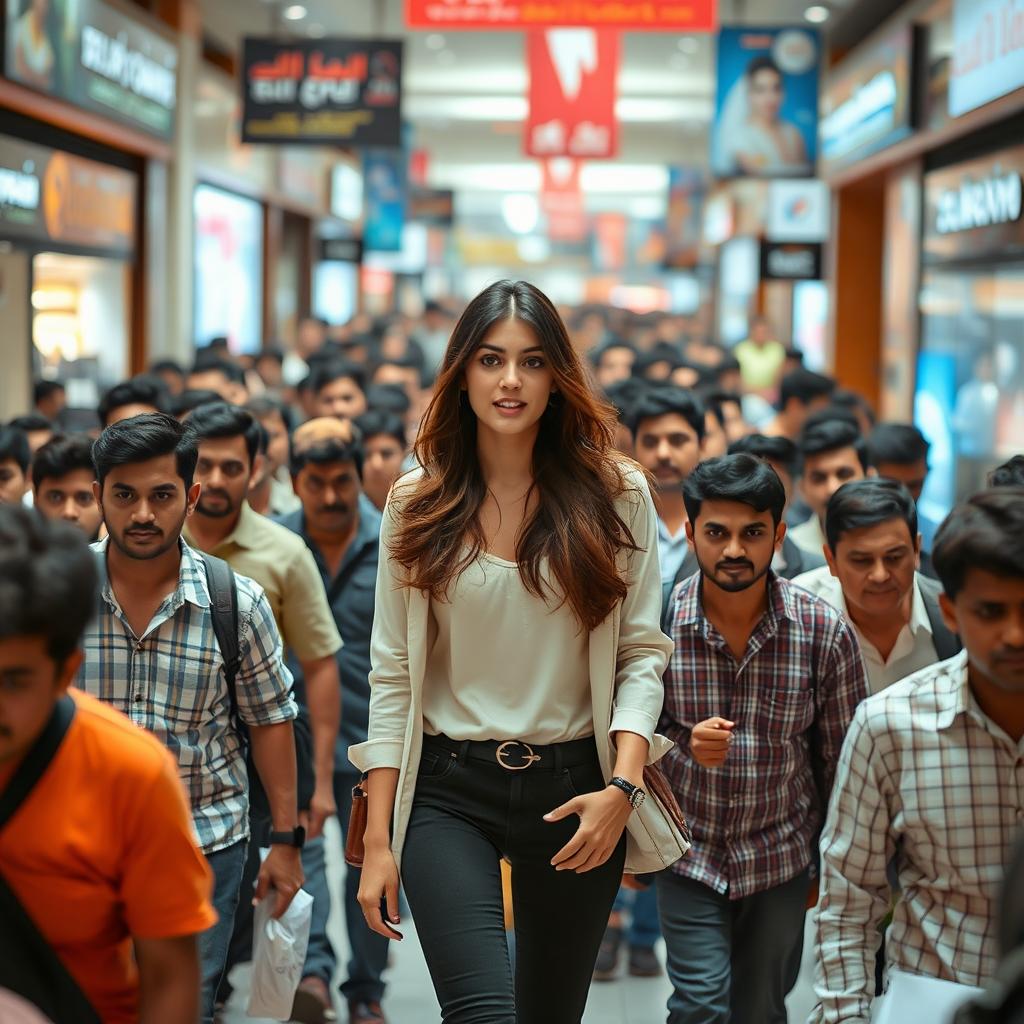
[425,33,446,50]
[283,4,307,20]
[804,5,830,22]
[677,36,699,54]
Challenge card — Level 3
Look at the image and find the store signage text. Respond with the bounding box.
[81,25,176,112]
[0,164,40,213]
[949,0,1024,117]
[936,171,1023,234]
[760,241,822,280]
[821,72,897,158]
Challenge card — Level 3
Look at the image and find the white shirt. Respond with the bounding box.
[790,566,938,694]
[788,514,826,556]
[657,516,690,591]
[811,651,1024,1022]
[423,551,594,744]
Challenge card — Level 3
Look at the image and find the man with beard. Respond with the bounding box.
[77,413,304,1024]
[182,402,342,1021]
[657,454,869,1024]
[812,488,1024,1023]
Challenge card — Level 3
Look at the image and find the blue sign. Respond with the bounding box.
[712,27,819,179]
[362,147,407,252]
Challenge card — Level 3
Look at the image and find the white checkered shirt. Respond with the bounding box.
[77,539,297,853]
[812,650,1024,1023]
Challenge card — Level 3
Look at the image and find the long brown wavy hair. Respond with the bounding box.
[388,280,649,632]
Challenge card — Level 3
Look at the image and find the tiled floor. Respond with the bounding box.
[224,818,817,1024]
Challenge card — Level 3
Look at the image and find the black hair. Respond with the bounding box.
[779,368,835,410]
[824,479,918,552]
[364,383,411,417]
[31,434,96,489]
[92,413,198,490]
[98,377,169,426]
[634,344,684,378]
[372,354,421,375]
[256,346,285,366]
[601,378,649,424]
[866,422,930,467]
[187,402,262,466]
[291,437,364,479]
[702,389,743,414]
[728,433,800,480]
[149,358,185,379]
[312,360,367,396]
[354,409,407,450]
[0,426,31,474]
[716,354,741,375]
[0,504,98,664]
[747,55,782,80]
[34,380,65,404]
[590,339,637,368]
[8,414,52,433]
[799,418,870,471]
[168,389,223,419]
[624,382,706,441]
[190,353,245,385]
[683,453,786,527]
[990,455,1024,488]
[783,347,804,363]
[932,488,1024,598]
[833,389,877,428]
[245,395,296,434]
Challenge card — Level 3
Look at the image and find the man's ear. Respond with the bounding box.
[92,480,103,517]
[938,591,959,636]
[823,542,839,578]
[774,520,787,553]
[186,481,202,516]
[250,453,266,486]
[684,519,695,545]
[913,532,922,569]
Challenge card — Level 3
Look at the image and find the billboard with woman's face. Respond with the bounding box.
[712,27,819,179]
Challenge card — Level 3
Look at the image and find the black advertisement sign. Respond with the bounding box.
[241,38,402,147]
[0,133,137,254]
[759,240,822,280]
[317,236,364,263]
[4,0,178,140]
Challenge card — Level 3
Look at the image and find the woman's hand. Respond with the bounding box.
[544,786,633,873]
[357,842,403,941]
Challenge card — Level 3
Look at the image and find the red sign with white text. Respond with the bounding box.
[405,0,716,31]
[526,29,618,160]
[541,158,588,243]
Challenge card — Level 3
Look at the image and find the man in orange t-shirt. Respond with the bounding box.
[0,505,216,1023]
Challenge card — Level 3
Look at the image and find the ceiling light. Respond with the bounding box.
[677,37,699,54]
[804,5,830,22]
[425,33,446,50]
[282,4,307,20]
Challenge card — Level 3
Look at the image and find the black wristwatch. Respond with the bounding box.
[608,777,646,811]
[269,826,306,849]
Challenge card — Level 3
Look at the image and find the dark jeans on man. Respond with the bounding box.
[199,839,248,1024]
[302,769,390,1004]
[402,735,626,1024]
[656,868,809,1024]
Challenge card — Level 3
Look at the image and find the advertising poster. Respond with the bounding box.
[4,0,177,139]
[525,29,618,159]
[664,167,705,269]
[241,38,402,147]
[405,0,717,31]
[712,27,819,179]
[362,147,407,252]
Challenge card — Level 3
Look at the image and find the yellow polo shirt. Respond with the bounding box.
[185,502,341,662]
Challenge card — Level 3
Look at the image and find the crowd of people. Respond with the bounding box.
[1,284,1023,1024]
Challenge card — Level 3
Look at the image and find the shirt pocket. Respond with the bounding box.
[763,683,814,738]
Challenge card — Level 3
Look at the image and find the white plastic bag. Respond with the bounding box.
[246,856,314,1021]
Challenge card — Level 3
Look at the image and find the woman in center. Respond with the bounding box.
[352,280,687,1023]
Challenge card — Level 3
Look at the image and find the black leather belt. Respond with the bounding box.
[422,733,599,771]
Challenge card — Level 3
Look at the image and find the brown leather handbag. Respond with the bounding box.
[344,777,368,868]
[643,763,693,848]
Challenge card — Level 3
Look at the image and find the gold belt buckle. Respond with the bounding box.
[495,740,541,771]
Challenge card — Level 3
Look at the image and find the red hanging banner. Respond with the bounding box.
[541,158,588,243]
[405,0,716,31]
[525,29,619,160]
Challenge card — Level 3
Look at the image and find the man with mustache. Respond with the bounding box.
[812,487,1024,1022]
[657,454,869,1024]
[277,417,392,1024]
[76,413,303,1024]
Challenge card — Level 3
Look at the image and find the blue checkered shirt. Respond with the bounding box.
[659,572,869,897]
[77,539,297,853]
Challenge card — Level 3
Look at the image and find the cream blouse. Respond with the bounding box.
[423,551,593,744]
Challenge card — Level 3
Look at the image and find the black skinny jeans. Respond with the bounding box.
[402,735,627,1024]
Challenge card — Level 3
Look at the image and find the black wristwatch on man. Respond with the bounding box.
[269,826,306,848]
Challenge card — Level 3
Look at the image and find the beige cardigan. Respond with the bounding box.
[349,462,691,874]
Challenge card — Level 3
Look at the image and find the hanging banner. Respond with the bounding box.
[711,27,819,179]
[241,38,402,146]
[541,158,588,243]
[525,29,619,159]
[362,147,407,252]
[405,0,716,31]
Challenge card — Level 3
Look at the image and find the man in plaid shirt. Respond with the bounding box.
[657,453,869,1024]
[812,488,1024,1022]
[78,414,303,1024]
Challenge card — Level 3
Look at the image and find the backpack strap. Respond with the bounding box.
[200,552,240,724]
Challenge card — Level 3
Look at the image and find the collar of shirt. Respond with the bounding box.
[284,492,381,578]
[933,649,982,732]
[184,501,262,556]
[93,535,211,616]
[656,514,690,580]
[833,572,933,642]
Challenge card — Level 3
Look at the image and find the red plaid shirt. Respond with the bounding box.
[660,572,868,898]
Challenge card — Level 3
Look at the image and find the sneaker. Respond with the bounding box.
[291,976,338,1023]
[593,924,623,981]
[348,999,387,1024]
[628,944,662,978]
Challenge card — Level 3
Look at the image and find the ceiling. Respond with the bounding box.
[199,0,852,221]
